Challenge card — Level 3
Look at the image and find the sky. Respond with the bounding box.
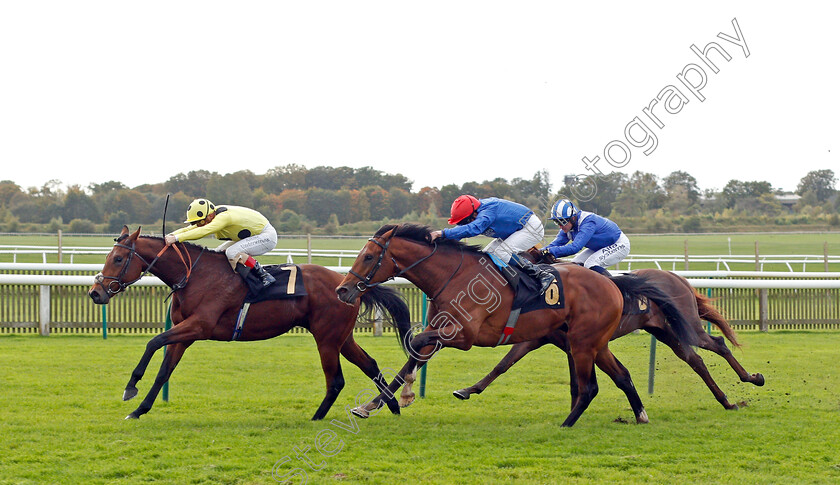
[1,1,837,197]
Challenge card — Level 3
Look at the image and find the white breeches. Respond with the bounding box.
[571,232,631,269]
[217,224,278,260]
[483,214,545,264]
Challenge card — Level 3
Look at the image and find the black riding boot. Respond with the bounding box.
[253,261,276,287]
[589,266,612,277]
[513,256,555,294]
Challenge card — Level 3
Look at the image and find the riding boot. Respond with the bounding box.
[589,265,612,277]
[512,255,555,294]
[252,261,276,287]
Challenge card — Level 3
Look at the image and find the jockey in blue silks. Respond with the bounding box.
[430,195,555,294]
[542,199,630,277]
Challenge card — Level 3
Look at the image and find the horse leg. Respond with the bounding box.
[352,329,446,418]
[399,366,417,408]
[339,336,401,415]
[594,347,648,424]
[648,328,739,410]
[696,332,765,386]
[311,341,346,421]
[453,338,550,400]
[124,321,207,401]
[562,349,597,427]
[126,342,192,419]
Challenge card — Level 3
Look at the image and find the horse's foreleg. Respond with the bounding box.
[399,367,417,408]
[339,337,402,415]
[594,347,648,424]
[126,342,192,419]
[352,330,445,418]
[698,333,765,387]
[453,338,549,400]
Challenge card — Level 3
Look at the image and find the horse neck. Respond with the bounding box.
[394,239,482,299]
[137,239,202,287]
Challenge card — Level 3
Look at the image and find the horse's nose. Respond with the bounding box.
[335,285,353,304]
[88,289,105,304]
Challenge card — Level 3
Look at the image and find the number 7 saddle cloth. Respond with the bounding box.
[236,263,308,303]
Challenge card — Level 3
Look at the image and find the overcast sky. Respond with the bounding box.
[1,1,837,196]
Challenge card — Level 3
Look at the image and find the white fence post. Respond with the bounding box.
[39,285,50,336]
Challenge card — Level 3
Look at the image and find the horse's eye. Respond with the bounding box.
[114,256,123,264]
[363,254,373,262]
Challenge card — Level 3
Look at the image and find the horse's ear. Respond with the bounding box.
[129,227,141,242]
[120,225,129,237]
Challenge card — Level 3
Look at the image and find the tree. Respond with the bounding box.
[388,188,412,219]
[165,170,217,197]
[62,186,102,223]
[663,171,700,204]
[262,164,308,193]
[88,181,128,194]
[796,169,836,203]
[206,172,254,207]
[0,181,22,207]
[721,180,773,209]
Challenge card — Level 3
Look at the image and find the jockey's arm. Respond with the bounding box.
[547,221,596,258]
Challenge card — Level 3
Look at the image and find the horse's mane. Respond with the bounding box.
[375,224,484,254]
[128,234,226,258]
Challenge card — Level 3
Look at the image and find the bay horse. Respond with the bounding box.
[452,264,766,410]
[335,224,699,427]
[88,226,412,420]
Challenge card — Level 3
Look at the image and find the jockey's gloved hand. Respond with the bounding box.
[541,248,552,259]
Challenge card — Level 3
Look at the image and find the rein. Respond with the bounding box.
[348,230,464,302]
[95,238,203,297]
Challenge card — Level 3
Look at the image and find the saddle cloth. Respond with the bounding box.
[236,263,307,303]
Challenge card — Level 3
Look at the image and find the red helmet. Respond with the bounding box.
[448,195,481,224]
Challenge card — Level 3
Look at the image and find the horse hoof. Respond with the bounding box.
[636,409,650,424]
[452,390,470,400]
[399,394,415,408]
[123,388,138,401]
[125,413,139,420]
[351,407,370,419]
[753,373,765,386]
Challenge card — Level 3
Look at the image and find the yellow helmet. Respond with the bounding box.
[184,198,216,223]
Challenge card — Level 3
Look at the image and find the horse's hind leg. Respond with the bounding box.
[562,350,597,427]
[453,337,551,400]
[696,333,765,386]
[126,342,192,419]
[594,347,648,424]
[649,328,739,410]
[311,342,346,421]
[339,336,401,415]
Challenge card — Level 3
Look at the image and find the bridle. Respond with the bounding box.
[348,228,464,301]
[94,237,201,297]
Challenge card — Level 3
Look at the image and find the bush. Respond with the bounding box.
[68,218,96,233]
[681,216,702,233]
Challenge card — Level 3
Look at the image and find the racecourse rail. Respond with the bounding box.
[0,263,838,336]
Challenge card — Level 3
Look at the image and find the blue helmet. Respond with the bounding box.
[549,199,578,222]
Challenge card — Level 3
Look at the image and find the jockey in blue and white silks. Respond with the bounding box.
[543,199,630,276]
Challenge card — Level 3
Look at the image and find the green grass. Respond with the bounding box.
[1,332,839,484]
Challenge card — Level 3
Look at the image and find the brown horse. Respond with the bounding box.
[335,224,699,427]
[88,226,412,420]
[451,264,765,410]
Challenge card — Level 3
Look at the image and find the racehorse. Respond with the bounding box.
[335,224,699,427]
[88,226,412,420]
[451,263,766,410]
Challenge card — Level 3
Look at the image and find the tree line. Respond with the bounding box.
[0,165,837,234]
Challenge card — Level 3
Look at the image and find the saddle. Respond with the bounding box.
[236,263,307,303]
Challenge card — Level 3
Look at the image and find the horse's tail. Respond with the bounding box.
[359,285,413,357]
[610,274,699,348]
[694,290,740,347]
